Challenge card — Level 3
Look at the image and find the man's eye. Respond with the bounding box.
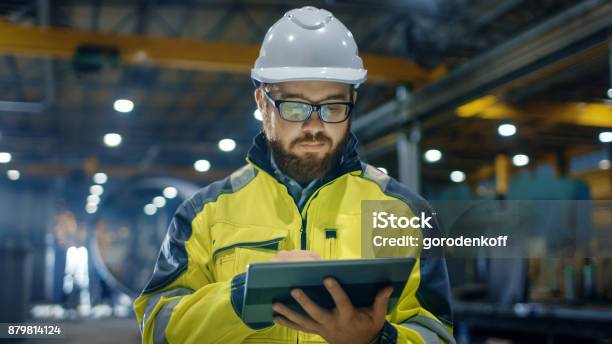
[324,104,347,113]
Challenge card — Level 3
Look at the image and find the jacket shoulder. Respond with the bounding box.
[187,164,258,215]
[359,163,426,204]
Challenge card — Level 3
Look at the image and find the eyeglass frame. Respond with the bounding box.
[262,89,354,123]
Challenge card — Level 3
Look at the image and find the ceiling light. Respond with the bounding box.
[85,203,98,214]
[0,152,11,163]
[218,138,236,152]
[163,186,178,199]
[424,149,442,163]
[144,203,157,216]
[498,123,517,137]
[153,196,166,208]
[450,170,466,183]
[599,131,612,143]
[93,172,108,184]
[87,194,100,205]
[194,159,211,172]
[7,170,20,180]
[103,133,122,147]
[90,185,104,196]
[113,99,134,113]
[512,154,529,167]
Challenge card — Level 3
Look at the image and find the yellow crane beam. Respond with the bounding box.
[0,20,445,86]
[456,95,612,128]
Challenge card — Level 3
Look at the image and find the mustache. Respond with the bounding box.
[290,132,332,148]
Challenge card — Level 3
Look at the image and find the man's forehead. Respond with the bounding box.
[267,81,353,101]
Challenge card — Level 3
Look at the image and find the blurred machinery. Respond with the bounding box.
[90,177,199,297]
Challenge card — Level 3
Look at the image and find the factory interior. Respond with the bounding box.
[0,0,611,343]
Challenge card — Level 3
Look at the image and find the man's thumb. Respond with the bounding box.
[373,287,393,318]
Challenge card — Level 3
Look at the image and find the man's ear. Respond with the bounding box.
[254,87,264,112]
[352,90,358,103]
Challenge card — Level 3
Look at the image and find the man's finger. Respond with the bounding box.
[271,250,289,261]
[372,287,394,321]
[323,278,353,314]
[273,316,314,333]
[272,303,318,331]
[291,289,330,323]
[308,251,321,260]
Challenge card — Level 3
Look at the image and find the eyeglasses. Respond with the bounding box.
[263,90,353,123]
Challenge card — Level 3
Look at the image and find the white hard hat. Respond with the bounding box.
[251,6,367,88]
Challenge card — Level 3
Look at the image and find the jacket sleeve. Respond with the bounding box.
[378,179,455,344]
[377,257,455,344]
[133,189,267,343]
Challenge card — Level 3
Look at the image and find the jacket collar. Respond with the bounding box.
[246,131,363,183]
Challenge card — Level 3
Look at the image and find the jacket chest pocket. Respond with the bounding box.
[211,223,288,282]
[315,214,362,259]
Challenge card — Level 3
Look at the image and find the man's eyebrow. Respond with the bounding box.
[275,91,351,103]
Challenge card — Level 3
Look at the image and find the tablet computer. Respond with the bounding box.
[241,257,416,325]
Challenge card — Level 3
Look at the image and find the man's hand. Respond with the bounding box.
[272,277,393,344]
[271,249,321,262]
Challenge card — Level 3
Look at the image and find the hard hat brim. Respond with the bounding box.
[251,67,367,85]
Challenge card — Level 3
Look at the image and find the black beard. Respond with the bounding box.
[268,130,349,185]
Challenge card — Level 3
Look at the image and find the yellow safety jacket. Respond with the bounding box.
[134,132,454,343]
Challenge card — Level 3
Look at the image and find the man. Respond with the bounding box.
[134,6,453,344]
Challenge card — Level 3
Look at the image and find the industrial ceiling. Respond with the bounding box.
[0,0,610,188]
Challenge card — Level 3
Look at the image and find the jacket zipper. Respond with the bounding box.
[245,159,361,344]
[300,217,307,250]
[297,177,342,250]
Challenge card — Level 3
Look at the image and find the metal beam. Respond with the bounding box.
[4,53,24,99]
[473,0,525,30]
[0,20,442,85]
[397,127,421,193]
[356,0,612,140]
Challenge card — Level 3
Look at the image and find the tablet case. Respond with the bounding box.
[241,257,416,325]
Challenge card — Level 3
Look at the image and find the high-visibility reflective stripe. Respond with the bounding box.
[362,163,391,191]
[153,298,181,344]
[141,288,192,333]
[400,315,455,344]
[401,322,441,343]
[230,164,257,192]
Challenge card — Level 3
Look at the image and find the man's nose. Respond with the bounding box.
[301,110,324,133]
